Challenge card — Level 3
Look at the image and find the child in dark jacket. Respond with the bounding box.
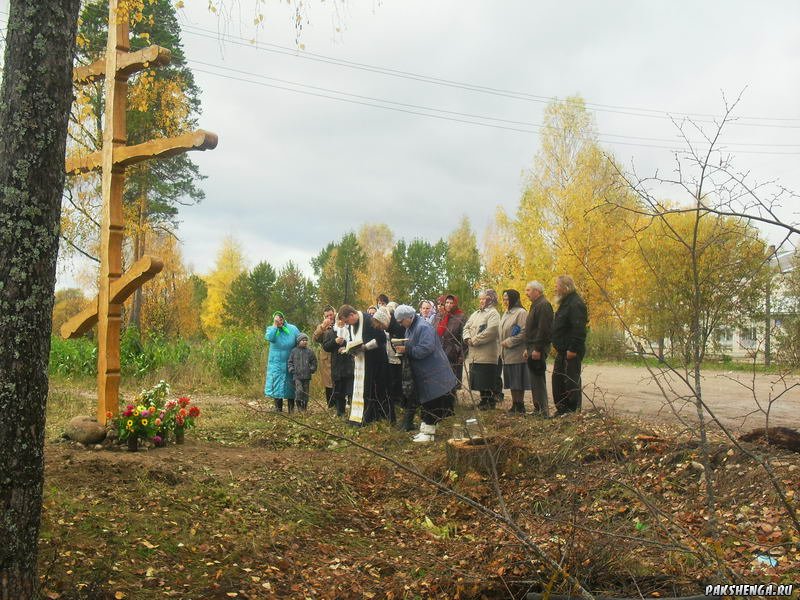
[288,333,317,411]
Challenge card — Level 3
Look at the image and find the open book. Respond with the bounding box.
[390,338,408,345]
[343,339,363,353]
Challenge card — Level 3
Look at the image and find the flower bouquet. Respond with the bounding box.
[163,396,201,444]
[113,404,160,451]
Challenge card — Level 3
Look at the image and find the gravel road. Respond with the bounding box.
[574,363,800,432]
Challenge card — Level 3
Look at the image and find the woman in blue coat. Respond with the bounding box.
[394,305,457,443]
[265,311,301,412]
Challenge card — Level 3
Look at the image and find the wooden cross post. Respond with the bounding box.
[61,0,217,424]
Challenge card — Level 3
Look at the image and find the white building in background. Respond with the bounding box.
[714,249,797,362]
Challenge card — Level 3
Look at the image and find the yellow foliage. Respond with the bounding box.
[201,237,247,339]
[132,233,203,338]
[356,223,394,306]
[492,96,639,323]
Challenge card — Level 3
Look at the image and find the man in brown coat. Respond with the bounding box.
[313,306,336,407]
[523,281,554,416]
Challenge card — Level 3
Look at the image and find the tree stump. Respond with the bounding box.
[740,427,800,453]
[446,436,510,477]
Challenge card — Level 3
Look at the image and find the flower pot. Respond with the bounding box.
[127,434,139,452]
[174,428,185,445]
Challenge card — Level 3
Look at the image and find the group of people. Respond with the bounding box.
[263,275,588,442]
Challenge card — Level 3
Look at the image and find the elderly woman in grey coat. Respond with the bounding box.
[394,305,457,443]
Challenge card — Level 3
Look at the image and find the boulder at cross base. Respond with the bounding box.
[65,415,107,445]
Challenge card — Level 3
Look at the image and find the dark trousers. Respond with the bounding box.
[273,398,295,413]
[295,379,310,411]
[527,356,549,416]
[421,394,451,426]
[552,352,582,414]
[325,386,334,407]
[332,377,353,417]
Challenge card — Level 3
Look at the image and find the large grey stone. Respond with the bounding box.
[65,415,107,445]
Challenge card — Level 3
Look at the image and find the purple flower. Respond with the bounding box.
[153,435,162,444]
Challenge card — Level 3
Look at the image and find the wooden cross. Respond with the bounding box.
[61,0,217,424]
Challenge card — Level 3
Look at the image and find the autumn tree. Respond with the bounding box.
[356,223,394,306]
[270,261,317,333]
[391,238,449,305]
[223,261,277,330]
[444,216,481,311]
[64,0,205,330]
[201,237,247,338]
[497,96,637,324]
[624,210,769,362]
[312,232,366,307]
[0,2,81,596]
[134,232,204,338]
[481,208,527,293]
[52,288,89,337]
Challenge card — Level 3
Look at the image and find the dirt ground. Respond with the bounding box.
[572,363,800,432]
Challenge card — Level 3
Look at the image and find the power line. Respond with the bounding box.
[191,65,800,155]
[179,23,800,128]
[188,58,800,149]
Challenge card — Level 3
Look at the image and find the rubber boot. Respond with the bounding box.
[273,398,283,412]
[412,422,436,443]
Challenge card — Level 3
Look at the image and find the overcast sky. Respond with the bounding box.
[2,1,799,288]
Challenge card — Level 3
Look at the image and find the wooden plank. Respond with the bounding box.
[65,130,218,175]
[115,130,219,167]
[97,0,129,424]
[73,45,172,85]
[109,255,164,304]
[59,255,164,339]
[60,300,99,339]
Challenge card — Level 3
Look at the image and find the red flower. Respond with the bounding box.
[188,406,200,418]
[176,415,185,426]
[178,396,191,408]
[179,408,188,417]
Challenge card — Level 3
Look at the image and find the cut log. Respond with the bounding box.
[446,436,514,477]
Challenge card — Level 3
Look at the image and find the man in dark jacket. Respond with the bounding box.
[322,320,355,418]
[551,275,588,414]
[523,281,554,416]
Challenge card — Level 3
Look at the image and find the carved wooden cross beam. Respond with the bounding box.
[63,0,217,424]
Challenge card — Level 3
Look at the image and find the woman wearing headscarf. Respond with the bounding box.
[463,289,501,410]
[394,305,458,442]
[500,289,530,414]
[435,294,466,388]
[322,314,355,418]
[418,299,436,324]
[264,311,301,412]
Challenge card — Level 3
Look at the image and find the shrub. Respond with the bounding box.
[586,323,628,361]
[215,329,260,381]
[120,327,190,376]
[49,335,96,377]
